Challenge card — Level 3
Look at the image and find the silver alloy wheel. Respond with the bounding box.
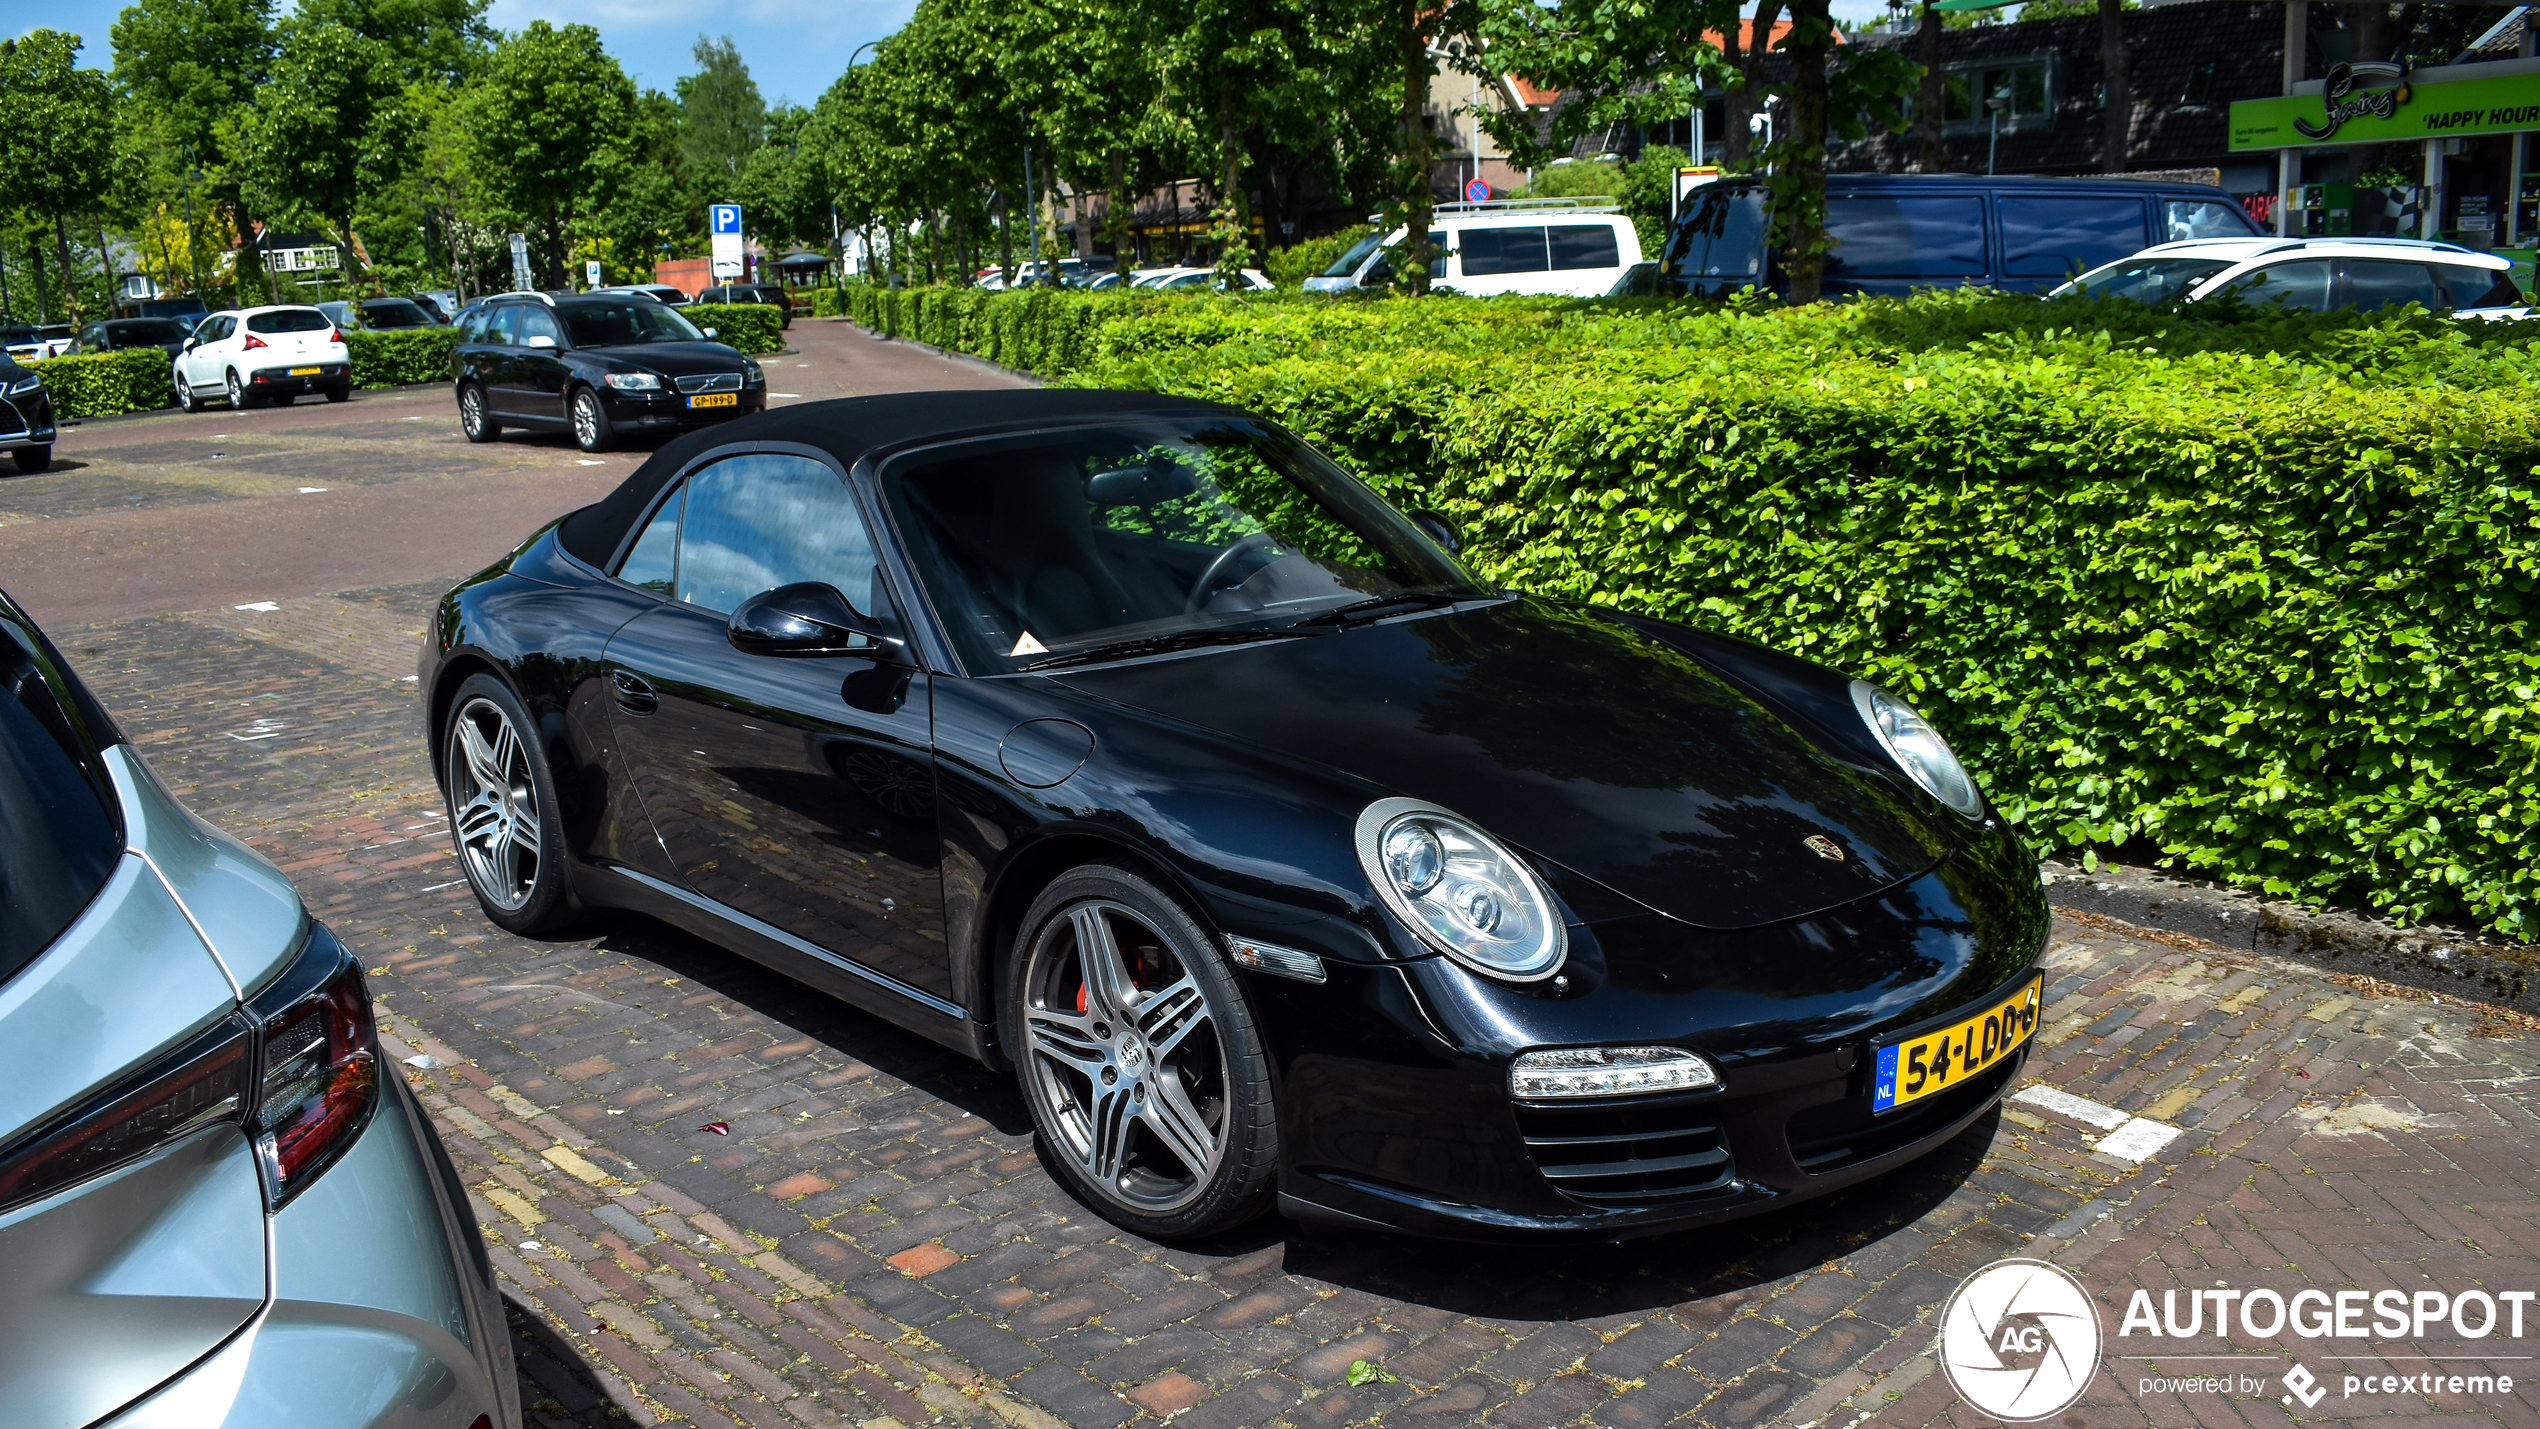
[1021,901,1229,1213]
[460,386,484,438]
[225,370,242,407]
[175,372,194,412]
[572,390,600,447]
[446,695,541,911]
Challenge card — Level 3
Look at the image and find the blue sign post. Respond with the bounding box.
[710,204,742,235]
[1464,177,1491,203]
[710,204,744,279]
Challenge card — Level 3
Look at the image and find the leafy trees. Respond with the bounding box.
[677,35,765,183]
[462,21,637,288]
[236,23,404,285]
[0,31,119,321]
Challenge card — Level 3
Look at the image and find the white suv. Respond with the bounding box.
[2056,237,2523,317]
[174,305,353,411]
[1304,202,1645,298]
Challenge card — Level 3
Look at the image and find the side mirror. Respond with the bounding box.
[702,327,719,339]
[1407,509,1461,555]
[526,334,556,349]
[729,582,902,658]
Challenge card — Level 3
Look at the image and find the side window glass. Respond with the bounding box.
[2217,260,2334,310]
[1462,227,1550,276]
[2435,263,2519,308]
[1548,224,1622,270]
[2342,260,2444,312]
[676,454,878,616]
[517,307,561,345]
[1997,197,2147,278]
[1823,196,1987,278]
[486,306,521,344]
[2164,199,2252,240]
[616,485,682,596]
[458,308,490,342]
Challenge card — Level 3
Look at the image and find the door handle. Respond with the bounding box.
[611,670,659,715]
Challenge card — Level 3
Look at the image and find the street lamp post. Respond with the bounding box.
[1986,97,2004,175]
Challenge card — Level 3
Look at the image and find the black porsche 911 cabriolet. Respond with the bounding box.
[420,388,2049,1242]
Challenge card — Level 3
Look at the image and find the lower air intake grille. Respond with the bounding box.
[1786,1056,2018,1175]
[1515,1097,1735,1205]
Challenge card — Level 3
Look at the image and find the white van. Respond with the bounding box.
[1301,201,1644,298]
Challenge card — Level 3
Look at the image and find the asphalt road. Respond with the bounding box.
[19,319,2540,1429]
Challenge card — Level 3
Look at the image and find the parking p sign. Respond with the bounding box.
[710,202,744,279]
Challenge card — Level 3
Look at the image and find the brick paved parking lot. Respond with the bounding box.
[23,321,2540,1429]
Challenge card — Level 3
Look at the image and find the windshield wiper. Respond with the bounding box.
[1293,590,1482,629]
[1020,627,1310,672]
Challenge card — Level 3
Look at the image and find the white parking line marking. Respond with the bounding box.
[421,879,465,891]
[233,601,280,612]
[2012,1083,2133,1130]
[2094,1118,2186,1162]
[298,486,328,493]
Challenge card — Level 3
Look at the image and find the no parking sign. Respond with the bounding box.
[1464,178,1491,203]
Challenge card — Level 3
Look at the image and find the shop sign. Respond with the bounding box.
[2231,63,2540,149]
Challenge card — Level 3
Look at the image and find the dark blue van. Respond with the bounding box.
[1661,173,2264,299]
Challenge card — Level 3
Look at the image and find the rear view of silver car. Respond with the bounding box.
[0,588,516,1429]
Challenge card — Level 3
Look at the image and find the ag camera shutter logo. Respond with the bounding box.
[1938,1259,2102,1420]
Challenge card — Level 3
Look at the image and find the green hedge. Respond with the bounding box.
[810,286,845,318]
[844,281,2540,943]
[344,327,458,388]
[28,347,173,418]
[691,302,786,354]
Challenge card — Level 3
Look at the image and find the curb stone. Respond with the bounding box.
[2039,857,2538,1011]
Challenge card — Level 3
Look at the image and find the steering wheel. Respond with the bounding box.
[1184,531,1281,614]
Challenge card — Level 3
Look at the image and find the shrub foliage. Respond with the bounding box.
[842,280,2540,941]
[27,347,174,417]
[692,303,786,354]
[344,327,460,388]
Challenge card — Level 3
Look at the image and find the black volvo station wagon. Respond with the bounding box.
[450,291,764,454]
[420,389,2049,1242]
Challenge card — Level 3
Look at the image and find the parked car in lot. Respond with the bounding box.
[74,317,196,361]
[0,586,517,1429]
[172,306,350,411]
[356,296,441,329]
[451,290,763,452]
[692,282,793,328]
[593,283,691,307]
[2053,236,2523,315]
[2,324,76,362]
[1663,174,2263,299]
[1306,202,1644,297]
[136,297,210,329]
[1132,266,1274,291]
[0,355,54,472]
[409,292,457,324]
[419,387,2049,1242]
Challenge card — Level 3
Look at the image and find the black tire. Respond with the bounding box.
[570,386,617,452]
[459,382,500,443]
[225,369,254,410]
[1004,861,1277,1240]
[10,445,47,474]
[325,383,350,404]
[438,672,578,934]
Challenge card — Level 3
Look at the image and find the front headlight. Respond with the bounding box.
[1851,681,1983,818]
[740,357,764,385]
[1354,797,1566,981]
[4,376,39,395]
[1511,1046,1718,1099]
[603,371,661,391]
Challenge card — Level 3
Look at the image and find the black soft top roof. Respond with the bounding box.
[554,387,1237,568]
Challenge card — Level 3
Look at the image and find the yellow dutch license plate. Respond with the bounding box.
[1873,975,2042,1112]
[289,366,321,376]
[688,392,737,408]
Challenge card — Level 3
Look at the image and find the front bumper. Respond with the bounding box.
[100,1076,518,1428]
[1257,843,2051,1242]
[0,388,55,449]
[248,362,350,395]
[601,385,765,430]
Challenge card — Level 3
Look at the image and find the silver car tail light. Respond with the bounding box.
[0,922,376,1216]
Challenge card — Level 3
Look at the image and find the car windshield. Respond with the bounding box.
[1321,234,1386,278]
[881,417,1490,673]
[109,320,190,344]
[248,308,331,334]
[0,625,122,979]
[2061,257,2235,302]
[562,301,706,346]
